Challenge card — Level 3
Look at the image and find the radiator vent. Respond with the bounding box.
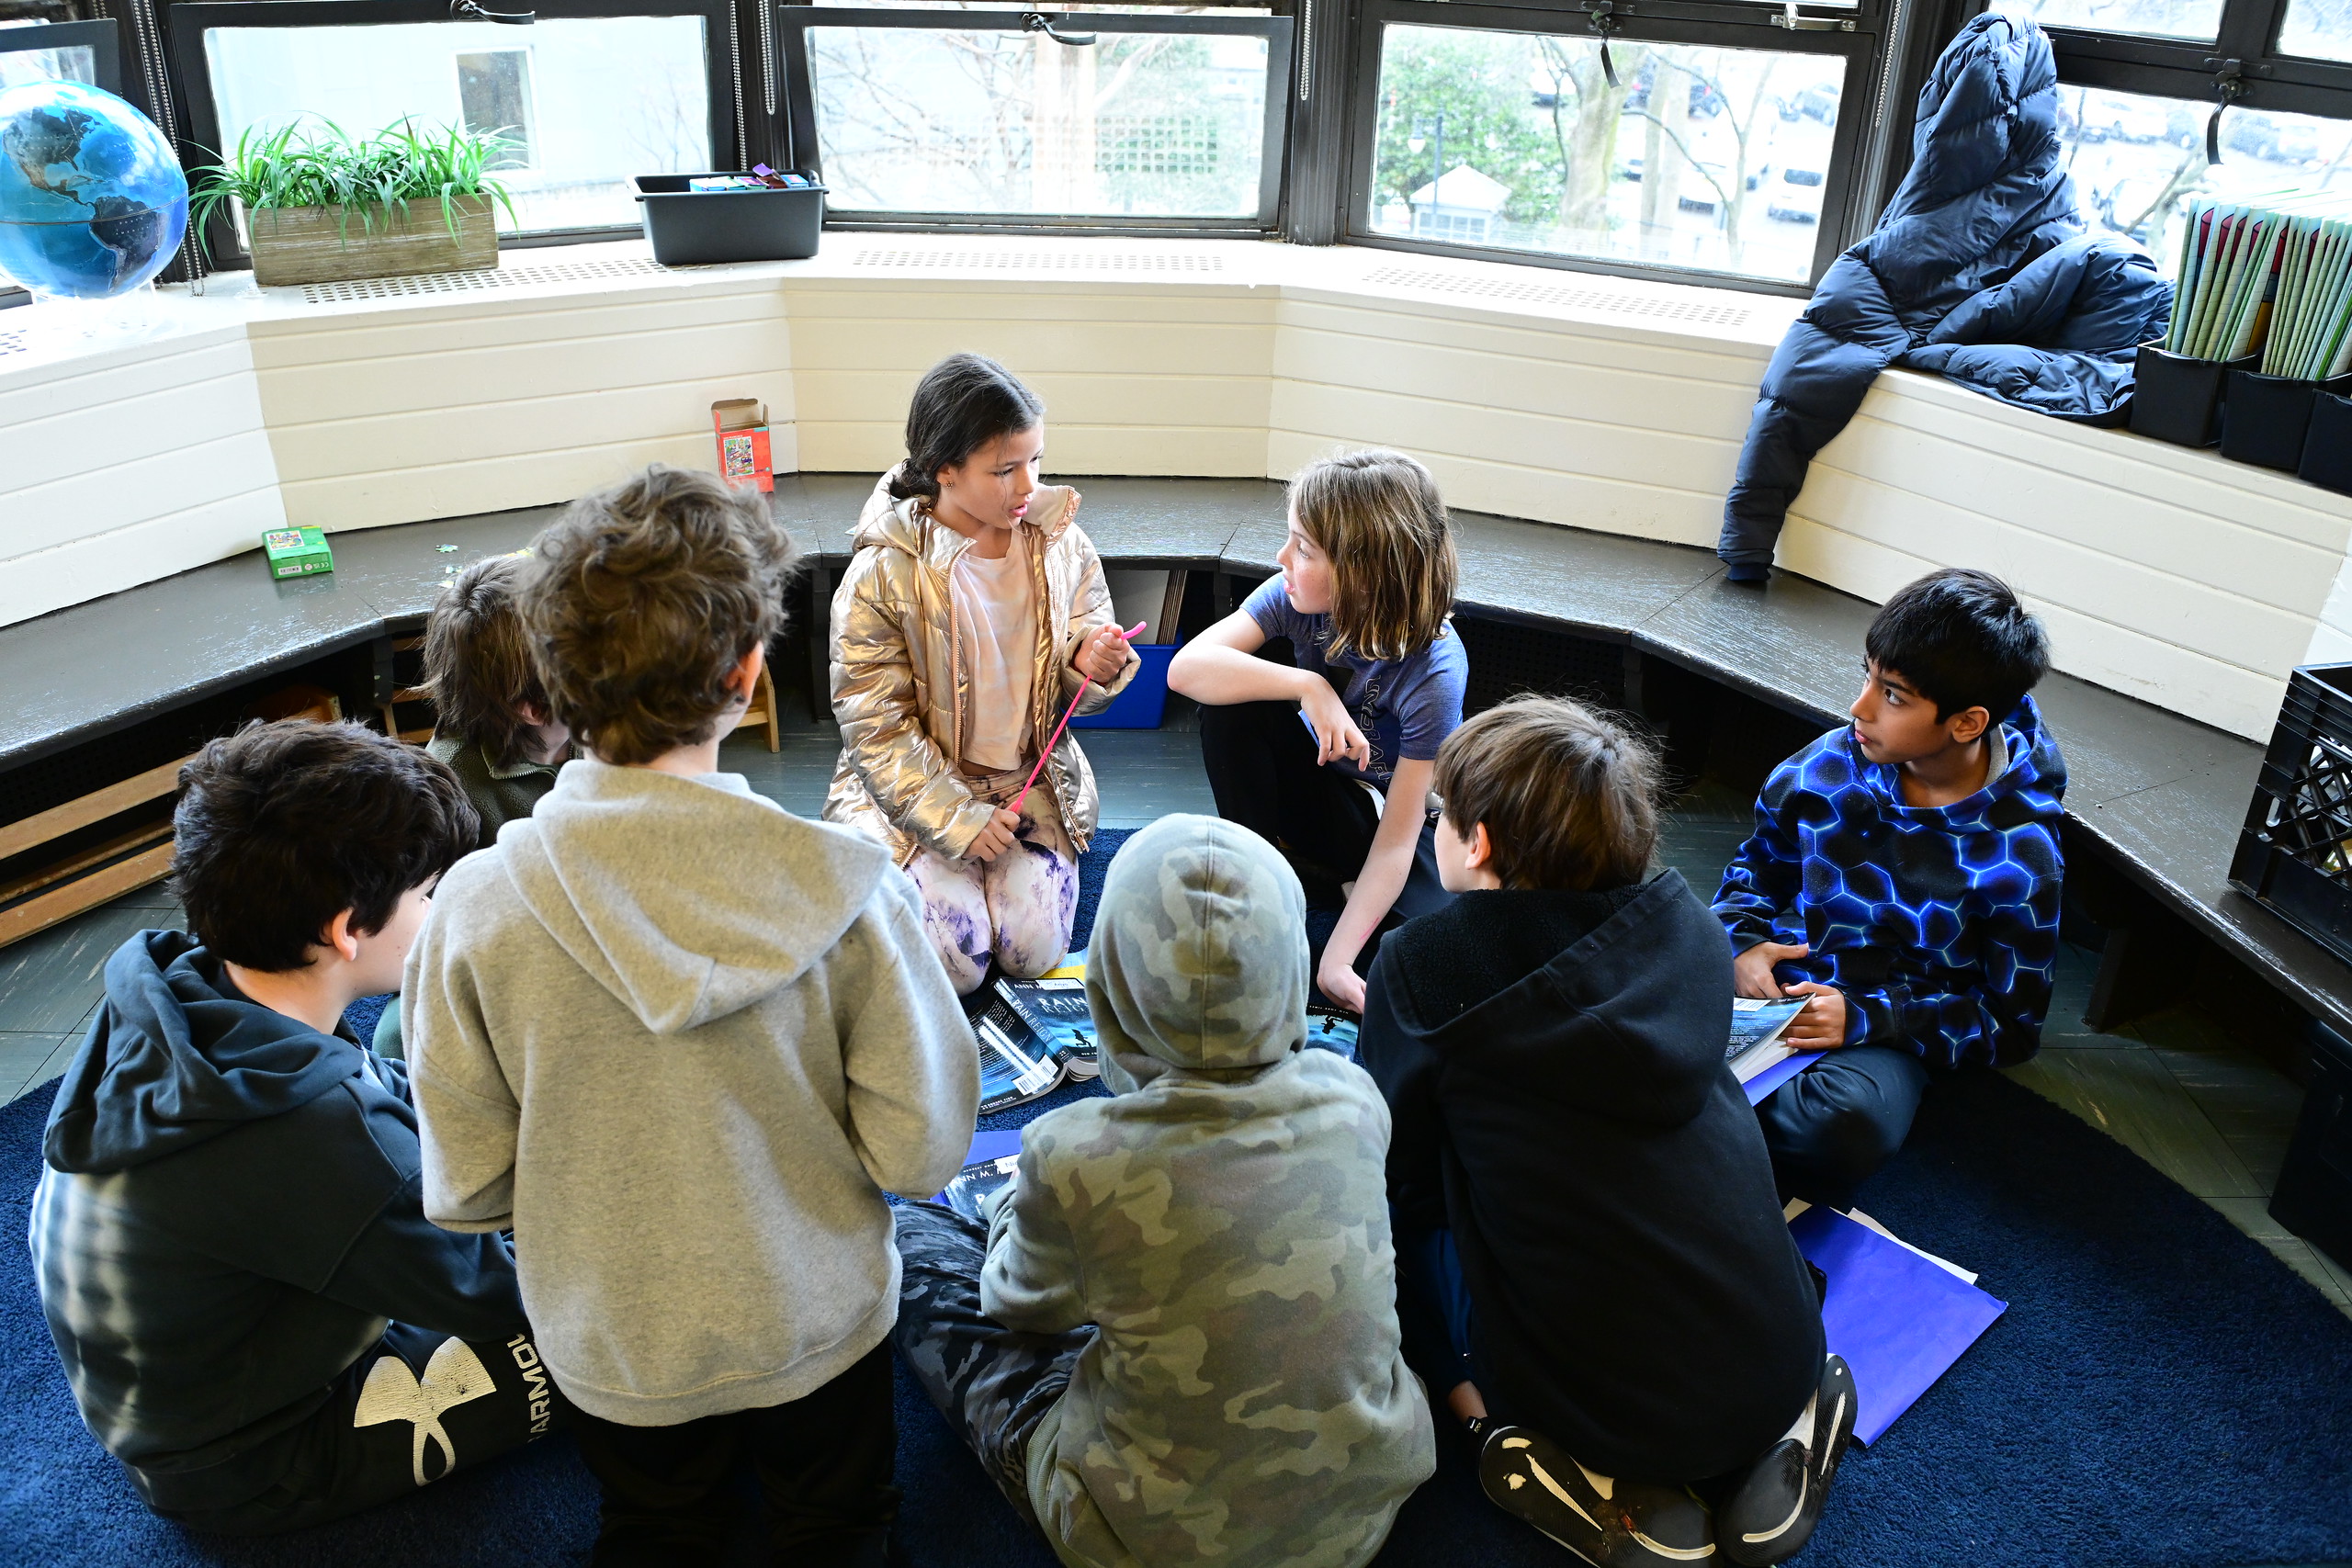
[1360,265,1755,331]
[0,329,25,357]
[851,247,1227,273]
[296,255,672,305]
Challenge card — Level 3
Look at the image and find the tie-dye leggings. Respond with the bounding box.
[905,776,1079,996]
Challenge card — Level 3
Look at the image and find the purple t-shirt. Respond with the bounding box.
[1244,573,1468,792]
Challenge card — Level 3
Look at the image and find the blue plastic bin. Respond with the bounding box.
[1072,642,1177,729]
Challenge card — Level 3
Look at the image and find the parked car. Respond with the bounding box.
[1768,163,1826,223]
[1776,82,1839,124]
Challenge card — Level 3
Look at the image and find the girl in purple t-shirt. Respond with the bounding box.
[1169,449,1468,1012]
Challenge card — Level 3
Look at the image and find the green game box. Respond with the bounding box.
[263,526,334,580]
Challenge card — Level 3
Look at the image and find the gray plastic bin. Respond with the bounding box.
[634,174,825,265]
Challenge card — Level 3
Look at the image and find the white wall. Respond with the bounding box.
[5,235,2349,743]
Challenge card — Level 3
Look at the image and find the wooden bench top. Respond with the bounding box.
[0,475,2324,1034]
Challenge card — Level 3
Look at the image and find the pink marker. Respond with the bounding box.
[1009,621,1149,815]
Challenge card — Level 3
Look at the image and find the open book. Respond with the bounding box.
[1728,996,1826,1106]
[970,998,1064,1115]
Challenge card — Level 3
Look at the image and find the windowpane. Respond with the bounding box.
[1984,0,2222,42]
[200,17,709,233]
[2051,85,2352,271]
[808,26,1269,217]
[2278,0,2352,62]
[1367,24,1844,284]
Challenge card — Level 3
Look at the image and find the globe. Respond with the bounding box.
[0,79,188,300]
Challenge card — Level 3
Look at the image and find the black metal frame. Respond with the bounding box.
[774,6,1295,234]
[163,0,741,268]
[0,17,129,96]
[2019,0,2352,122]
[1338,0,1890,292]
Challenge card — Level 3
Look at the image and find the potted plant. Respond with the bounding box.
[190,118,519,288]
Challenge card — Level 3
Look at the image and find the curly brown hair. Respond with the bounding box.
[1433,695,1661,892]
[520,466,797,766]
[421,555,548,768]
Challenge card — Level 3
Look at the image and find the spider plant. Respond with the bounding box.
[187,118,521,257]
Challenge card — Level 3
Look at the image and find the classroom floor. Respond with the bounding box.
[6,710,2346,1323]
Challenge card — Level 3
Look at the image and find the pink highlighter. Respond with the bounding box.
[1009,621,1150,814]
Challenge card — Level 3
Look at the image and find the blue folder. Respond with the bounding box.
[1789,1204,2007,1444]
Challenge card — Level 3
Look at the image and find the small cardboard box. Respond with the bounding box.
[263,525,334,580]
[714,399,774,492]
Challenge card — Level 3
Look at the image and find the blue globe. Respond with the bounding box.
[0,80,188,299]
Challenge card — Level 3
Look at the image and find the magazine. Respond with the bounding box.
[1306,1008,1360,1061]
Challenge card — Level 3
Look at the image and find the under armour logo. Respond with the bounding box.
[354,1337,497,1487]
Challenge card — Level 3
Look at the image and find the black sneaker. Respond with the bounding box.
[1718,1354,1857,1565]
[1479,1427,1719,1565]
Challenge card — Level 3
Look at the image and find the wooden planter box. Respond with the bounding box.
[246,195,498,287]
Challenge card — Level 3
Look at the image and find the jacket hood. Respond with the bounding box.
[501,760,891,1034]
[850,467,1077,558]
[1847,693,2068,833]
[44,931,364,1174]
[1383,872,1735,1128]
[1086,814,1309,1091]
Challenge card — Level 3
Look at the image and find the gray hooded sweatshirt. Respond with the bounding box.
[407,760,979,1425]
[982,815,1436,1568]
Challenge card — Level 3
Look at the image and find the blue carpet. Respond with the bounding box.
[6,824,2352,1565]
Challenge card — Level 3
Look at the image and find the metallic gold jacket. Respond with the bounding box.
[825,470,1136,865]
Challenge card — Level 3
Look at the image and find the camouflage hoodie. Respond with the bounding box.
[981,815,1436,1568]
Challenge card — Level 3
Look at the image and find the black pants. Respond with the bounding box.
[1755,1045,1930,1209]
[153,1321,563,1535]
[571,1341,899,1568]
[1197,698,1453,987]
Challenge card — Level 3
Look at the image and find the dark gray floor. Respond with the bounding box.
[1,717,2340,1316]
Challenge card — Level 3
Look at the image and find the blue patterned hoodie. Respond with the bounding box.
[1711,697,2066,1069]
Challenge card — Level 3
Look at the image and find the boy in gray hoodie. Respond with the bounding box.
[406,466,981,1568]
[892,814,1436,1568]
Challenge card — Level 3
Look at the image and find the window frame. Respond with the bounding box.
[772,4,1295,234]
[163,0,744,269]
[1339,0,1890,293]
[2005,0,2352,122]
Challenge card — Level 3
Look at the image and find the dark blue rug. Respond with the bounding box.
[6,825,2352,1566]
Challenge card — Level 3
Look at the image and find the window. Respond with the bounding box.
[170,0,734,249]
[456,49,537,168]
[1364,24,1850,284]
[2279,0,2352,62]
[1993,0,2224,43]
[1347,1,1876,289]
[778,6,1292,230]
[0,17,120,94]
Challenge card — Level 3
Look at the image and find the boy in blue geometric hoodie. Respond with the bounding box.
[1713,569,2064,1206]
[29,720,555,1534]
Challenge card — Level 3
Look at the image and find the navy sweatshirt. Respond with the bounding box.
[29,931,527,1512]
[1360,873,1825,1483]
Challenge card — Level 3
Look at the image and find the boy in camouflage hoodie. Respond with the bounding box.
[892,813,1436,1568]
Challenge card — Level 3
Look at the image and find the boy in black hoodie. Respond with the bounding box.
[29,720,556,1534]
[1360,697,1853,1568]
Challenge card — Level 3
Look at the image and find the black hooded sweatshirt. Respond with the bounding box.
[30,931,528,1512]
[1359,870,1824,1483]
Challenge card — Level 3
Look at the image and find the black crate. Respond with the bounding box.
[2271,1020,2352,1271]
[634,174,825,265]
[2219,367,2352,471]
[2230,662,2352,967]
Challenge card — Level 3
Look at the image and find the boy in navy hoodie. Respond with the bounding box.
[1713,568,2064,1206]
[29,720,553,1534]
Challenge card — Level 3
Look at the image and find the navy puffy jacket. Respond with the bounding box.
[1718,15,2175,575]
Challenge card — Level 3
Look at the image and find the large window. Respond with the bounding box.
[778,7,1291,229]
[1347,0,1876,288]
[169,0,734,254]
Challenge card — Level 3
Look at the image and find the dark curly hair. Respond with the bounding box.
[421,554,548,768]
[888,353,1046,503]
[171,720,479,972]
[521,465,797,766]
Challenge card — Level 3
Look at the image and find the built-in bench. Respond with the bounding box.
[0,477,2328,1067]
